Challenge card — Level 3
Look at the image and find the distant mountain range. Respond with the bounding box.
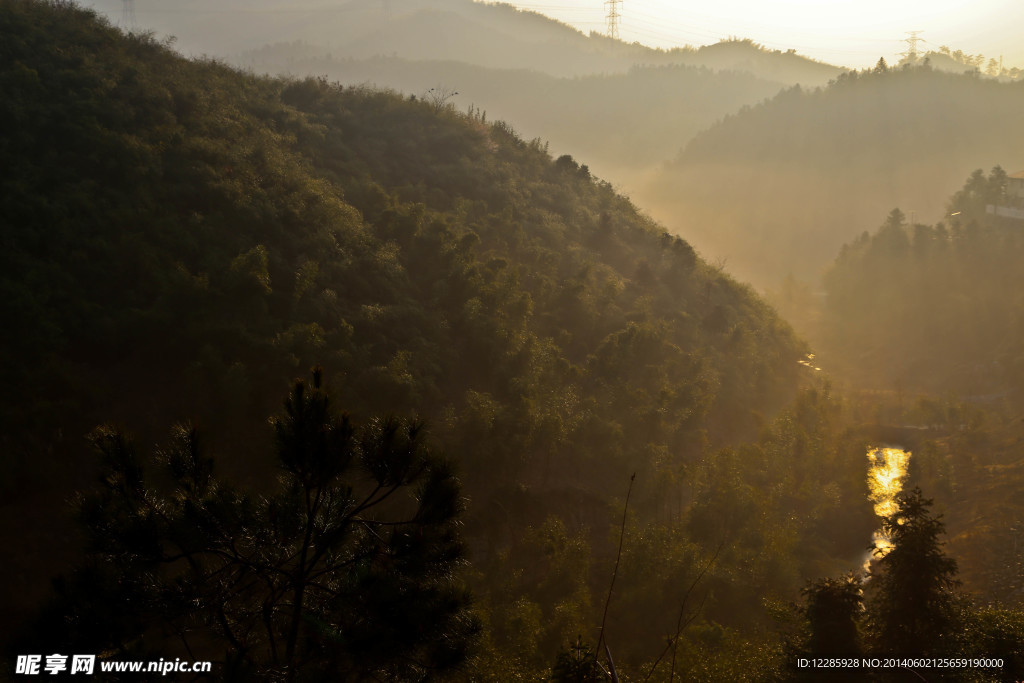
[88,0,843,178]
[93,0,843,81]
[637,64,1024,287]
[236,50,789,172]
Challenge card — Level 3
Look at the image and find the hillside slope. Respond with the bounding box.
[819,170,1024,398]
[0,1,806,476]
[239,51,788,172]
[87,0,842,186]
[0,3,900,677]
[1,0,826,643]
[638,64,1024,287]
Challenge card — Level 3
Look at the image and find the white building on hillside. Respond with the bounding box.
[987,170,1024,220]
[1009,171,1024,202]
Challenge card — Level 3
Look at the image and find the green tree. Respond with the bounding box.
[28,369,479,681]
[865,487,961,657]
[803,573,864,660]
[785,573,865,682]
[948,166,1008,221]
[959,607,1024,681]
[550,636,602,683]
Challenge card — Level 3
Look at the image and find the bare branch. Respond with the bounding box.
[594,473,635,679]
[643,542,723,683]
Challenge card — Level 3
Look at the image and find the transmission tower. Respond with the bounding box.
[604,0,621,40]
[121,0,136,31]
[899,30,924,63]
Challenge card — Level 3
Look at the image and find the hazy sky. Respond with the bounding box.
[506,0,1024,69]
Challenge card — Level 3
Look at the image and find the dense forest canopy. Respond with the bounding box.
[83,0,1023,294]
[5,1,1024,680]
[84,0,845,198]
[780,172,1024,645]
[0,0,808,493]
[815,167,1024,399]
[1,0,860,677]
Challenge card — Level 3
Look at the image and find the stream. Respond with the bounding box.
[864,446,911,570]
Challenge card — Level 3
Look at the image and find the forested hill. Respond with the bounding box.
[638,62,1024,287]
[87,0,842,84]
[235,53,787,171]
[82,0,841,179]
[1,0,815,656]
[819,169,1024,399]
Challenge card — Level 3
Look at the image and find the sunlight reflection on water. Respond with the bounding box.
[863,446,910,571]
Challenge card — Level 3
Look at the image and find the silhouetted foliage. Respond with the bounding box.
[550,636,602,683]
[866,488,961,657]
[803,573,864,660]
[23,370,479,681]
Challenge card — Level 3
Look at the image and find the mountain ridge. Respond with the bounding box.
[638,64,1024,287]
[2,3,827,663]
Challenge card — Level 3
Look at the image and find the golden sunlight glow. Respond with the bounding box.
[869,447,909,516]
[864,446,910,568]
